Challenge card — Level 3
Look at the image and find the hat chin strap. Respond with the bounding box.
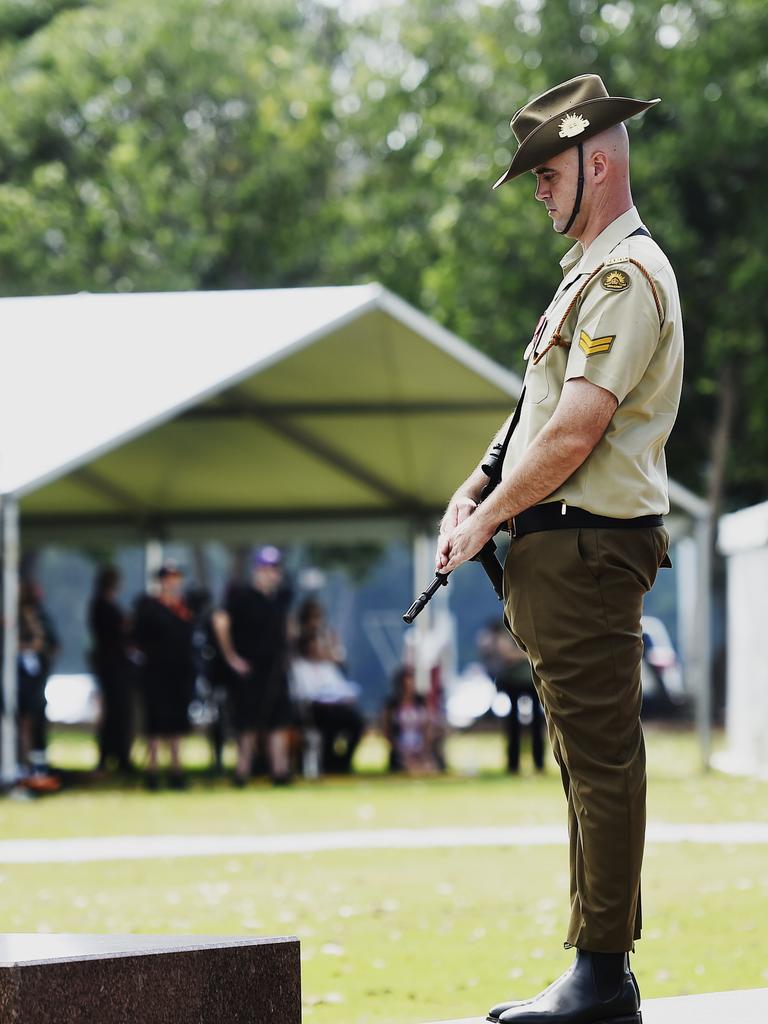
[558,142,584,235]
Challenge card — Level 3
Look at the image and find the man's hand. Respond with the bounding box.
[439,494,477,534]
[436,494,477,570]
[227,653,251,677]
[212,609,251,677]
[436,508,496,574]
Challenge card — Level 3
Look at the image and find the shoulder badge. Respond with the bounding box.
[601,268,630,292]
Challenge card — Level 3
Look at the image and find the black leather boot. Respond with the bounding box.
[486,950,641,1024]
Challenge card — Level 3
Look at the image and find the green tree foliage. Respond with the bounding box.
[0,0,342,294]
[1,0,766,509]
[0,1,87,42]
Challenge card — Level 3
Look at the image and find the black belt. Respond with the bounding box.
[508,503,664,538]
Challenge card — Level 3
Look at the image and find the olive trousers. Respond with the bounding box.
[502,526,669,953]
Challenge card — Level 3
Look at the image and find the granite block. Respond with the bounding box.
[0,933,301,1024]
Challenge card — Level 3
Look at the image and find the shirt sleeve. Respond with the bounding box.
[564,261,663,404]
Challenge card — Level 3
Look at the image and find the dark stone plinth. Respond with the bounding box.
[0,934,301,1024]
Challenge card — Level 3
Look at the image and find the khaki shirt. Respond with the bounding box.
[501,206,684,517]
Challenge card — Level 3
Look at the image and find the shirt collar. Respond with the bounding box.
[559,206,644,278]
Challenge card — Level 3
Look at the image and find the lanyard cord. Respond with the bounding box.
[559,142,585,236]
[532,225,661,366]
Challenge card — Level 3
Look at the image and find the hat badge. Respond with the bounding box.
[558,112,590,139]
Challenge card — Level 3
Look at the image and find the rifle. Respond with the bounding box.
[402,388,525,624]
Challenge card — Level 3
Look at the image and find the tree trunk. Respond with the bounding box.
[705,359,738,724]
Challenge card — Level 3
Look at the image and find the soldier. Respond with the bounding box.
[436,75,683,1024]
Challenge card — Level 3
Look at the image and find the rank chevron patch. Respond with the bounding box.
[579,329,616,356]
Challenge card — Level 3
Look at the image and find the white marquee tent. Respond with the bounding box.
[716,501,768,778]
[0,283,711,782]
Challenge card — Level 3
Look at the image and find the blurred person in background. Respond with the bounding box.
[16,580,60,789]
[88,565,135,775]
[383,665,436,775]
[296,596,346,665]
[132,562,195,790]
[479,619,545,774]
[31,582,60,766]
[213,545,293,786]
[17,580,60,789]
[186,584,235,775]
[289,628,364,775]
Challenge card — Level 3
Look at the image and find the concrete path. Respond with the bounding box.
[0,822,767,864]
[426,986,768,1023]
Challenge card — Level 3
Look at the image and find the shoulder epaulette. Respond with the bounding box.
[533,257,663,365]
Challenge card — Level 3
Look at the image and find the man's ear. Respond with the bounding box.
[591,150,609,181]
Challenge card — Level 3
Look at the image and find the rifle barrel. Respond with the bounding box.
[402,572,449,624]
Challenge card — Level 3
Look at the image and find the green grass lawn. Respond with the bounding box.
[1,725,766,1024]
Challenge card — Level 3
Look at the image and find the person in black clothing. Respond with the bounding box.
[132,562,195,790]
[15,580,60,786]
[89,566,135,774]
[17,582,51,778]
[481,620,545,774]
[20,581,60,778]
[213,545,293,786]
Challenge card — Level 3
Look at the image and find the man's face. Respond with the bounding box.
[161,572,183,600]
[252,563,282,595]
[531,146,583,236]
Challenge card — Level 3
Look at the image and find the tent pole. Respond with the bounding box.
[411,527,434,696]
[1,494,20,786]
